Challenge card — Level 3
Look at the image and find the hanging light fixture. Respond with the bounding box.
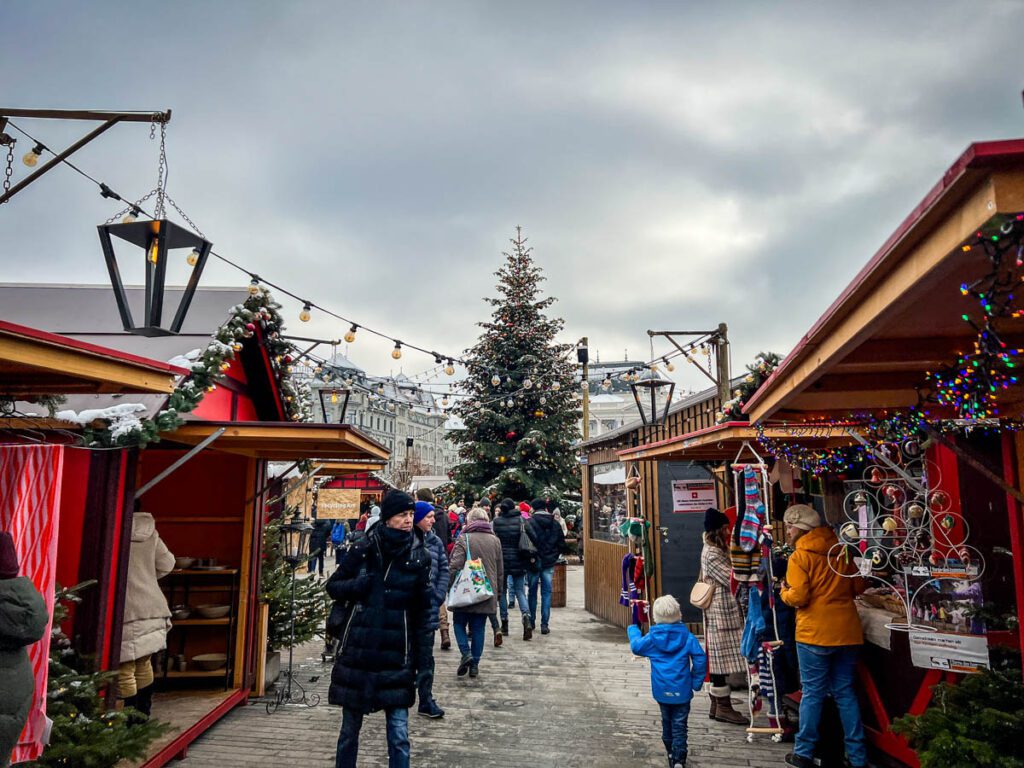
[22,142,44,167]
[317,384,351,423]
[279,515,314,565]
[344,324,358,343]
[665,357,675,373]
[98,218,213,336]
[392,341,403,360]
[299,302,312,322]
[445,359,456,376]
[601,375,612,391]
[630,368,675,426]
[491,374,501,387]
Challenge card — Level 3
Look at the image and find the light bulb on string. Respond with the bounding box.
[506,399,514,408]
[442,396,449,407]
[445,359,456,376]
[392,341,403,360]
[248,278,261,296]
[344,324,358,343]
[299,302,312,322]
[601,376,612,391]
[665,358,675,372]
[186,249,200,267]
[22,143,44,168]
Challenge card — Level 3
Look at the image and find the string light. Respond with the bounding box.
[248,278,261,297]
[391,341,403,360]
[299,302,312,322]
[22,142,44,167]
[344,324,358,344]
[186,248,200,267]
[445,359,456,376]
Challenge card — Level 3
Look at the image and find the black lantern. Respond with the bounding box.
[630,368,675,426]
[279,516,313,566]
[98,219,212,336]
[317,384,351,423]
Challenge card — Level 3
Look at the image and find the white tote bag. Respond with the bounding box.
[447,534,494,609]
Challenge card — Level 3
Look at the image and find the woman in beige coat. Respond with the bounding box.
[119,512,175,717]
[447,508,503,679]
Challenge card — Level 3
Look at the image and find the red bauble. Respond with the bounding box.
[506,431,517,439]
[245,322,256,331]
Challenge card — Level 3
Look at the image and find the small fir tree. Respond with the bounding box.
[450,227,581,500]
[260,509,332,650]
[26,583,167,768]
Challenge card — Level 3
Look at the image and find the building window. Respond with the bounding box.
[589,461,627,544]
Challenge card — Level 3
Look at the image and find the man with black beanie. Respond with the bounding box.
[525,498,567,635]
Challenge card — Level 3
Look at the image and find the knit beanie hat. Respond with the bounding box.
[413,501,434,525]
[531,498,548,512]
[0,532,19,579]
[704,507,730,533]
[518,501,531,515]
[380,491,416,522]
[499,498,516,514]
[783,504,821,531]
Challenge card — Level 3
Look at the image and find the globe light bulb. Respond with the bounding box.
[344,324,358,344]
[122,213,138,224]
[445,359,455,376]
[506,399,513,408]
[22,143,43,167]
[299,302,312,322]
[442,396,449,407]
[387,402,396,412]
[523,378,533,389]
[491,375,501,387]
[248,279,261,296]
[391,341,403,360]
[581,381,590,392]
[186,249,200,267]
[601,377,612,391]
[666,360,676,372]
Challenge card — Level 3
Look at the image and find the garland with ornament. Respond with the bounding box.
[25,582,168,768]
[63,288,312,448]
[716,351,782,423]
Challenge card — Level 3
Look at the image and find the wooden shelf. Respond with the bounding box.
[169,569,240,576]
[171,618,231,627]
[159,517,243,524]
[165,669,229,679]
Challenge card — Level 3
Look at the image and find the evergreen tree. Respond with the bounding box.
[260,508,331,650]
[451,228,581,500]
[27,583,167,768]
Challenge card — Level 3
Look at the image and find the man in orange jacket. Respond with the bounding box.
[780,504,867,768]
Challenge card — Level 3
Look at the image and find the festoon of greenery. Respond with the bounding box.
[260,507,332,650]
[80,288,312,448]
[716,351,782,424]
[25,582,168,768]
[450,227,581,501]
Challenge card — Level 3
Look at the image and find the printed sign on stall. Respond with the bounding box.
[671,478,717,514]
[908,631,990,673]
[315,488,362,520]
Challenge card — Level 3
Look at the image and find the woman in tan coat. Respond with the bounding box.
[700,508,746,725]
[119,512,175,718]
[447,508,503,679]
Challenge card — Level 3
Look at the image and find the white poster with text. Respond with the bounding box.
[671,478,717,514]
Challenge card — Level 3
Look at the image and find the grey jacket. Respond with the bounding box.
[448,523,504,615]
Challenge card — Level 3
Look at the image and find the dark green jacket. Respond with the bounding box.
[0,576,48,766]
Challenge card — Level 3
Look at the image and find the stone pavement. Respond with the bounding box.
[178,566,791,767]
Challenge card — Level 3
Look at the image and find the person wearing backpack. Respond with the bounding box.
[492,497,534,641]
[525,498,567,635]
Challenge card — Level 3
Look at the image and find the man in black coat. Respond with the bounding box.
[492,498,534,640]
[525,498,567,635]
[307,516,333,578]
[327,491,433,768]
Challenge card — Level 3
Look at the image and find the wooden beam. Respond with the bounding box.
[0,108,171,122]
[747,170,1021,422]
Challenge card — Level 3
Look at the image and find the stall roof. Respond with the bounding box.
[745,139,1024,423]
[314,459,389,476]
[165,421,390,462]
[0,319,187,396]
[616,421,854,463]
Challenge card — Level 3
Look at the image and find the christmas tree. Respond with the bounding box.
[260,509,331,650]
[450,227,581,500]
[26,583,167,768]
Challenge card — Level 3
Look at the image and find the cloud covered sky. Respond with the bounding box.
[2,1,1024,391]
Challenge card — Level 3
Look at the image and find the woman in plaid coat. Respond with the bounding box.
[700,508,747,725]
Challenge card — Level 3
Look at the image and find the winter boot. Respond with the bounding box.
[522,614,533,641]
[501,619,510,636]
[711,685,747,725]
[708,692,718,719]
[440,628,451,651]
[135,684,154,718]
[469,662,479,678]
[494,630,503,648]
[417,699,445,719]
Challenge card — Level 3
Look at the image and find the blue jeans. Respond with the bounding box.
[659,702,690,764]
[499,573,529,622]
[335,707,409,768]
[452,612,487,663]
[528,566,554,628]
[795,643,866,767]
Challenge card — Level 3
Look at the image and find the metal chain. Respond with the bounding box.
[105,188,158,225]
[1,135,15,204]
[153,121,167,219]
[164,193,206,239]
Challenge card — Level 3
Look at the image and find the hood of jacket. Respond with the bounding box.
[132,512,156,543]
[646,622,695,653]
[795,525,838,557]
[463,520,493,535]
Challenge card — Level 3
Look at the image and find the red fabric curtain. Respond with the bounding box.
[0,445,64,764]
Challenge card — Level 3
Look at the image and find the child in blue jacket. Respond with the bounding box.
[628,595,708,768]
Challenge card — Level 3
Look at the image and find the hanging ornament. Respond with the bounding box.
[539,396,547,405]
[498,456,507,464]
[506,431,517,440]
[841,522,859,540]
[907,502,925,519]
[939,514,955,530]
[881,516,898,533]
[491,375,501,387]
[523,378,533,389]
[552,381,561,391]
[533,409,545,418]
[506,399,514,408]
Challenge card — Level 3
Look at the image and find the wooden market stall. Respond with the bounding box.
[741,138,1024,767]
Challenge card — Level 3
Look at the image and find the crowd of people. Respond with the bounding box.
[324,488,568,768]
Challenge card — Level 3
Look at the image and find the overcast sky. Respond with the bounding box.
[2,1,1024,392]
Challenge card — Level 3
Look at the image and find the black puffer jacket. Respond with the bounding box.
[492,507,528,576]
[326,525,433,713]
[527,511,567,569]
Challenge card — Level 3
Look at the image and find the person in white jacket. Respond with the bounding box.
[118,512,174,718]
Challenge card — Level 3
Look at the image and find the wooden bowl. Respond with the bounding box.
[192,653,227,671]
[196,604,230,620]
[174,557,197,570]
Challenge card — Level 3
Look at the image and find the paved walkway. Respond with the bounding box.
[178,567,790,767]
